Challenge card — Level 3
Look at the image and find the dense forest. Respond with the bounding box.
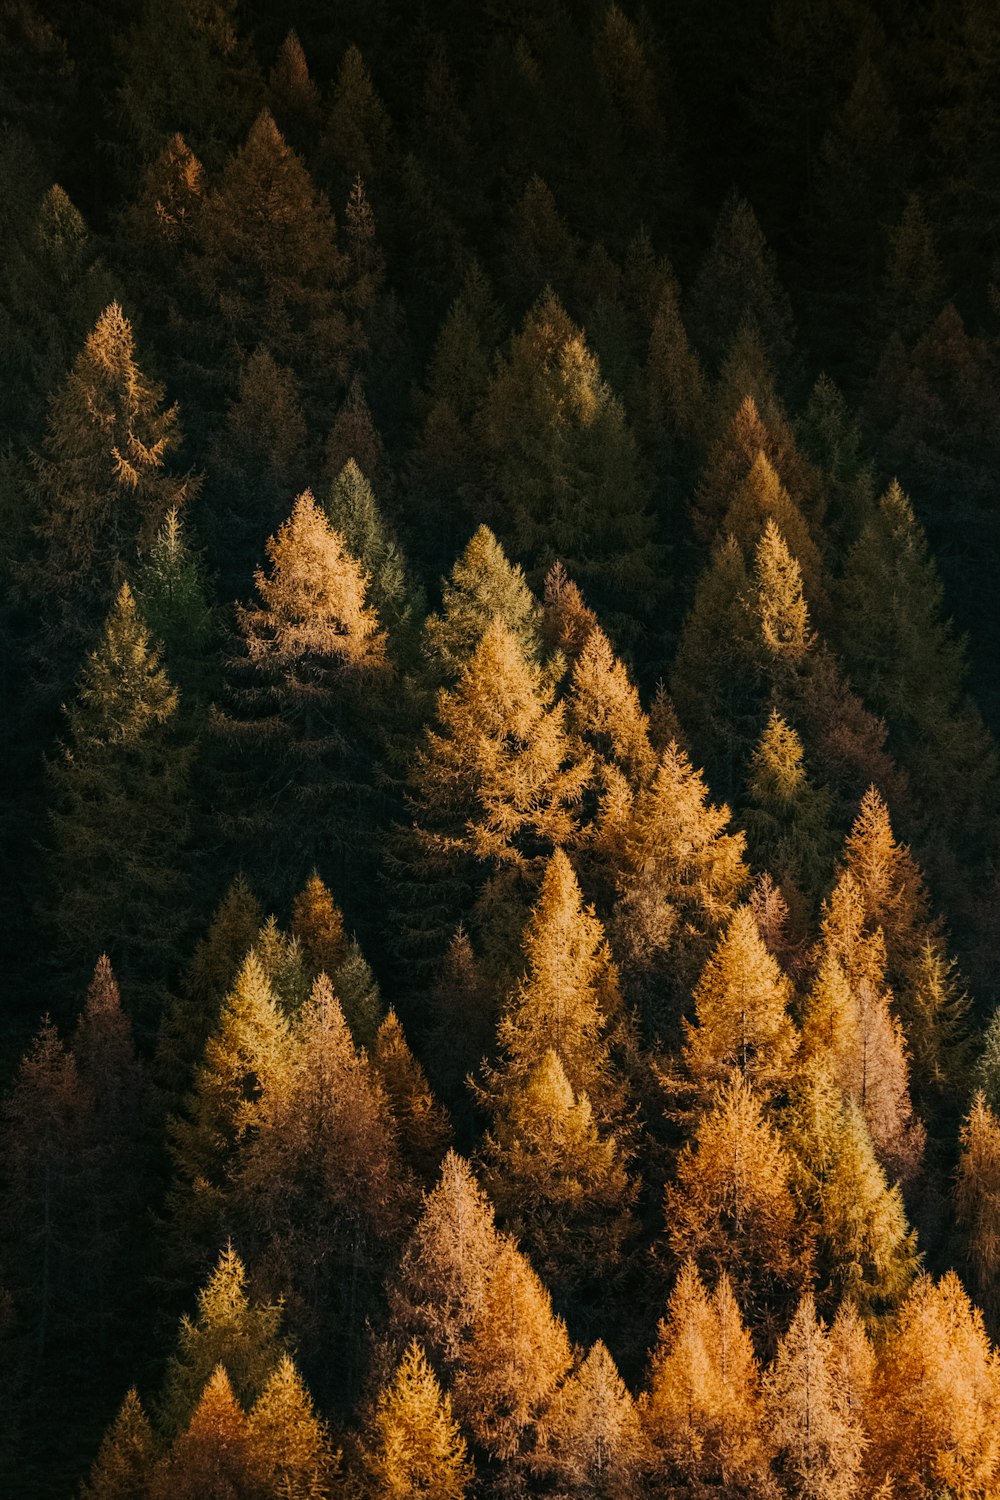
[3,0,1000,1495]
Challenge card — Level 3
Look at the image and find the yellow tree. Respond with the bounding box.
[532,1341,651,1497]
[80,1389,156,1500]
[744,708,837,921]
[365,1340,472,1500]
[665,1074,814,1337]
[955,1093,1000,1326]
[246,1354,337,1500]
[764,1293,865,1500]
[451,1238,573,1464]
[872,1272,1000,1498]
[721,449,825,604]
[480,1048,634,1297]
[566,623,657,791]
[374,1009,452,1182]
[421,524,540,685]
[682,903,798,1105]
[646,1261,769,1490]
[149,1366,260,1500]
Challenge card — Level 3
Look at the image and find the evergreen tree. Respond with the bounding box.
[325,458,420,650]
[744,709,837,921]
[134,508,216,710]
[149,1365,260,1500]
[215,490,387,908]
[320,44,393,202]
[541,560,599,667]
[47,581,192,1010]
[687,193,795,374]
[955,1093,1000,1327]
[158,1244,284,1437]
[374,1010,451,1184]
[566,623,657,793]
[266,31,321,155]
[421,524,540,687]
[364,1340,471,1500]
[764,1293,865,1500]
[22,302,194,705]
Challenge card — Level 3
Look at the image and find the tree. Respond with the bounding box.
[364,1341,471,1500]
[232,976,409,1391]
[374,1010,451,1183]
[646,1261,769,1490]
[477,288,661,633]
[266,31,321,155]
[80,1388,156,1500]
[481,1048,634,1298]
[566,623,657,792]
[687,193,795,374]
[134,507,217,711]
[149,1365,260,1500]
[720,449,825,605]
[48,581,192,1007]
[872,1272,1000,1498]
[533,1341,651,1497]
[389,1152,503,1376]
[158,1244,284,1437]
[610,740,749,1037]
[955,1093,1000,1327]
[166,951,292,1275]
[665,1075,813,1337]
[764,1293,865,1500]
[246,1354,337,1500]
[325,459,419,649]
[682,904,798,1106]
[320,45,393,201]
[541,560,599,666]
[421,525,540,687]
[215,490,387,907]
[745,709,837,921]
[451,1238,573,1464]
[22,302,194,705]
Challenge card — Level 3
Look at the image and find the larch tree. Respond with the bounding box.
[22,302,194,706]
[450,1237,573,1465]
[541,560,599,666]
[687,192,796,374]
[955,1093,1000,1327]
[47,581,192,1008]
[320,44,393,201]
[646,1261,769,1491]
[388,1151,504,1378]
[231,975,410,1394]
[872,1272,1000,1499]
[476,288,661,635]
[266,31,321,154]
[719,449,825,605]
[80,1388,156,1500]
[532,1341,651,1498]
[610,739,749,1038]
[420,524,540,688]
[158,1244,285,1437]
[325,459,419,652]
[149,1365,260,1500]
[134,507,217,712]
[364,1340,471,1500]
[681,903,798,1106]
[764,1293,865,1500]
[480,1048,634,1299]
[215,490,388,908]
[246,1354,337,1500]
[373,1010,452,1184]
[565,623,657,818]
[665,1074,814,1338]
[744,709,837,922]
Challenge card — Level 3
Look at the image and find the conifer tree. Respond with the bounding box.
[150,1365,260,1500]
[882,193,944,342]
[764,1293,864,1500]
[166,951,292,1274]
[693,391,822,544]
[665,1075,813,1335]
[646,1262,769,1489]
[421,525,540,687]
[215,490,387,906]
[389,1152,504,1376]
[80,1388,156,1500]
[374,1010,451,1183]
[158,1244,284,1436]
[682,904,798,1105]
[365,1340,471,1500]
[266,31,321,155]
[687,193,796,374]
[246,1354,337,1500]
[481,1048,634,1298]
[641,276,707,479]
[541,560,599,666]
[325,458,419,649]
[451,1238,573,1463]
[745,709,837,920]
[425,929,497,1102]
[872,1272,1000,1498]
[23,302,194,703]
[325,373,389,497]
[320,45,393,201]
[955,1093,1000,1327]
[611,740,749,1035]
[134,508,217,711]
[48,581,192,1009]
[290,872,347,979]
[477,288,661,632]
[533,1341,650,1497]
[720,449,825,604]
[566,623,657,792]
[232,976,409,1388]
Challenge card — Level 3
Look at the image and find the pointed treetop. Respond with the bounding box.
[366,1340,471,1500]
[423,524,540,681]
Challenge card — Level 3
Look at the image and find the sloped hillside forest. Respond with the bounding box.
[7,0,1000,1495]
